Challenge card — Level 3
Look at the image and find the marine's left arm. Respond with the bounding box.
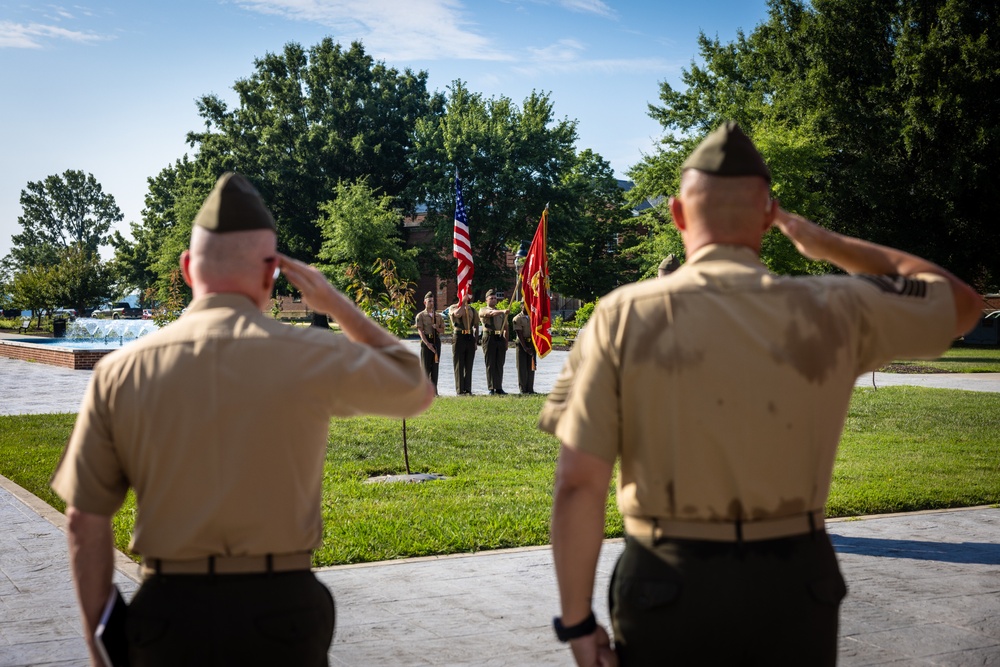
[551,445,615,666]
[66,506,114,667]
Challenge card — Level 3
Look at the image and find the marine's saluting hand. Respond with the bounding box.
[276,253,340,315]
[772,206,833,262]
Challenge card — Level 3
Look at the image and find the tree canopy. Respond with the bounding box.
[409,81,578,298]
[548,150,641,301]
[629,0,999,289]
[8,170,122,269]
[315,180,417,294]
[187,38,437,262]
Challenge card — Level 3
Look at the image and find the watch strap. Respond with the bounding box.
[553,610,597,642]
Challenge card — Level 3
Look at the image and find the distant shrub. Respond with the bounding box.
[574,299,598,327]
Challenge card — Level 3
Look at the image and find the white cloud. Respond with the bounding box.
[235,0,512,61]
[557,0,614,18]
[516,38,673,76]
[0,20,105,49]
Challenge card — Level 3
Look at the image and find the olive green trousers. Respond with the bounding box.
[610,532,846,666]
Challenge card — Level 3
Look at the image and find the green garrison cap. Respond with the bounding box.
[485,289,495,297]
[658,254,680,276]
[681,121,770,183]
[193,172,276,233]
[424,291,434,301]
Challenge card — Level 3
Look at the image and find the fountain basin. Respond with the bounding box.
[0,337,117,370]
[0,318,160,370]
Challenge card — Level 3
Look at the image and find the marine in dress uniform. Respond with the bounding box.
[512,309,536,394]
[657,254,680,277]
[479,289,509,394]
[450,293,480,395]
[542,123,982,666]
[415,291,444,393]
[51,173,433,667]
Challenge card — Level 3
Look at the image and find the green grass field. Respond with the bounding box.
[886,346,1000,372]
[1,387,998,566]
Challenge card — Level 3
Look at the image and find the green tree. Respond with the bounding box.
[549,150,641,301]
[8,170,122,269]
[410,81,578,297]
[49,244,114,316]
[187,38,437,262]
[110,157,205,303]
[629,0,999,288]
[8,264,57,328]
[315,180,417,294]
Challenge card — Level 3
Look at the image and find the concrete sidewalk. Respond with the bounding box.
[1,476,997,666]
[1,353,998,665]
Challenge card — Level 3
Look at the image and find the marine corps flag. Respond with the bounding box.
[521,207,552,358]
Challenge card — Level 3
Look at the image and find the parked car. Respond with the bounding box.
[91,302,144,319]
[52,308,77,321]
[142,309,154,320]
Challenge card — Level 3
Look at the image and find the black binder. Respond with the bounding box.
[94,585,129,667]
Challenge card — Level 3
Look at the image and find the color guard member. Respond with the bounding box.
[415,291,445,393]
[450,292,480,395]
[479,289,509,395]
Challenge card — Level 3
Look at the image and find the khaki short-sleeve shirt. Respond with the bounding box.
[51,294,428,560]
[513,312,531,343]
[450,304,480,333]
[479,308,505,333]
[540,244,955,523]
[415,310,443,339]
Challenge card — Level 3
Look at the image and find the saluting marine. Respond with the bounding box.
[51,173,434,666]
[542,122,981,666]
[450,292,480,395]
[415,291,445,394]
[479,288,509,395]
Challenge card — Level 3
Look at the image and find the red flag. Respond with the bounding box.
[452,174,473,303]
[521,207,552,358]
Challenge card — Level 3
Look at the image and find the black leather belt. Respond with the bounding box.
[625,510,824,543]
[142,552,312,576]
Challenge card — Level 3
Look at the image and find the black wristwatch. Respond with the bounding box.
[553,610,597,642]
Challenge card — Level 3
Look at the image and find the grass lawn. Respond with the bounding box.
[1,387,997,566]
[884,345,1000,373]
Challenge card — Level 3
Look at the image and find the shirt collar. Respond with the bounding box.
[685,244,767,271]
[184,293,260,315]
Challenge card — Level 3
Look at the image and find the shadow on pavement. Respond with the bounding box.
[831,535,1000,565]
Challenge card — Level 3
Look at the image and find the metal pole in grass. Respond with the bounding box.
[402,419,410,474]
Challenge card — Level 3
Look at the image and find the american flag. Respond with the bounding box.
[453,174,473,303]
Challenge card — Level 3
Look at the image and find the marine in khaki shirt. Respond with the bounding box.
[415,291,445,393]
[479,288,509,394]
[543,123,982,666]
[512,309,535,393]
[450,294,480,395]
[51,172,434,666]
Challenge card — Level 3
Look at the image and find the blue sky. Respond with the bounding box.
[0,0,772,260]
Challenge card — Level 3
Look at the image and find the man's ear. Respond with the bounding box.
[669,196,686,232]
[179,250,194,288]
[763,198,778,233]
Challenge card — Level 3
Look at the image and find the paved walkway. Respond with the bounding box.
[0,352,998,665]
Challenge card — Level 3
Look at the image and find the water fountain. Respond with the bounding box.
[65,318,159,348]
[1,318,161,370]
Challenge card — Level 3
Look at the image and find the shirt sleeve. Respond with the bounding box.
[317,341,429,418]
[50,368,129,516]
[849,272,956,374]
[538,305,620,463]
